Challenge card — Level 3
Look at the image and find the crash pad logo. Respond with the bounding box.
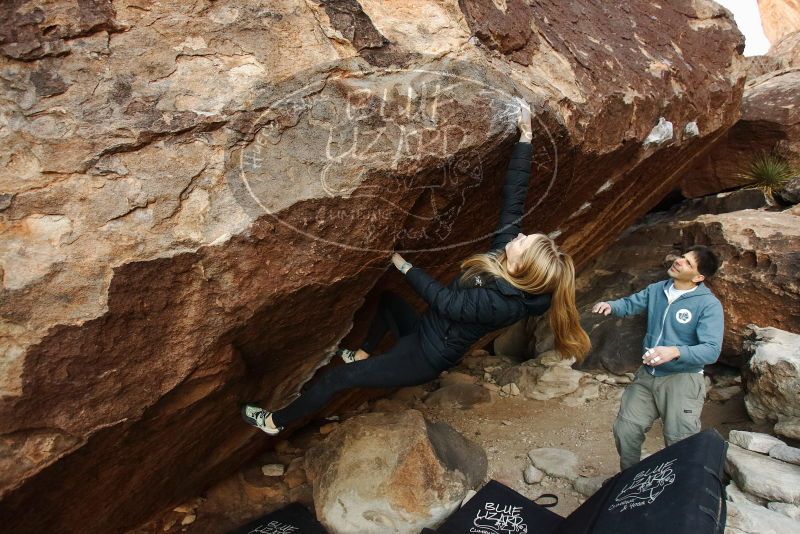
[609,459,677,513]
[675,309,692,324]
[471,502,527,534]
[226,58,558,256]
[247,520,299,533]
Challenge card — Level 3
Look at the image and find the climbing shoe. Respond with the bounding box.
[241,404,283,436]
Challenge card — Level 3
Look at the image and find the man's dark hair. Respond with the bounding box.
[687,245,719,279]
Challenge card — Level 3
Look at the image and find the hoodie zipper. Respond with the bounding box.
[649,285,697,375]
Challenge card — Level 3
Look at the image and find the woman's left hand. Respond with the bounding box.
[391,253,406,270]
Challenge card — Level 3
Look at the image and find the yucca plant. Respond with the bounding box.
[739,151,797,204]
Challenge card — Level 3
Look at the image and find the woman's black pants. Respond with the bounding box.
[271,291,445,428]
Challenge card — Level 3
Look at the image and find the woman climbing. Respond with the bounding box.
[242,100,591,435]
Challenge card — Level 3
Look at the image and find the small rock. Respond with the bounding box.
[319,422,339,435]
[536,351,576,368]
[562,382,600,407]
[500,383,520,396]
[614,375,632,385]
[595,374,609,382]
[573,475,607,497]
[372,398,407,413]
[767,501,800,521]
[172,504,193,514]
[502,420,512,426]
[424,384,492,409]
[274,440,298,454]
[729,430,785,454]
[708,385,742,402]
[392,386,428,404]
[482,383,500,391]
[261,464,285,477]
[769,443,800,466]
[440,371,478,387]
[483,372,493,382]
[523,465,545,484]
[527,448,580,481]
[180,514,196,526]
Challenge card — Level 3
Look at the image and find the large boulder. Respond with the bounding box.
[535,192,799,371]
[303,410,486,534]
[725,443,800,504]
[742,326,800,425]
[0,0,746,531]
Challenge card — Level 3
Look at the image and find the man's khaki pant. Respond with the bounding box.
[613,366,706,471]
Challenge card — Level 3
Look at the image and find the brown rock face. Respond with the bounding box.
[758,0,800,44]
[0,1,745,531]
[680,67,800,198]
[535,191,799,371]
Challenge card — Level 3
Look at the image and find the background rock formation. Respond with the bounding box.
[758,0,800,44]
[0,1,746,531]
[534,189,800,372]
[681,31,800,198]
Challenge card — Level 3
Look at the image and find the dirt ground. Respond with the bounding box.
[135,358,758,532]
[418,367,755,518]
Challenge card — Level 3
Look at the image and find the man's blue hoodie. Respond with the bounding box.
[609,280,724,377]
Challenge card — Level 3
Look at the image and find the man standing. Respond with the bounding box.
[592,246,724,470]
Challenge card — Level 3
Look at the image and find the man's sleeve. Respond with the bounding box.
[671,300,724,369]
[608,285,651,317]
[404,266,512,323]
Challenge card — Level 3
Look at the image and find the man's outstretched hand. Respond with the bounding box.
[592,302,612,316]
[516,98,532,143]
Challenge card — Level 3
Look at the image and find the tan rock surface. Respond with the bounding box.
[758,0,800,44]
[742,326,800,424]
[303,409,485,534]
[0,1,746,531]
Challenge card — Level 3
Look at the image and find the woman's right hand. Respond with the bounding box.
[516,98,532,142]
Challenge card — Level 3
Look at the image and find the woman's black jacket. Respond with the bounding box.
[403,141,552,370]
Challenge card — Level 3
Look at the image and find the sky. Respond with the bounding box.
[715,0,771,56]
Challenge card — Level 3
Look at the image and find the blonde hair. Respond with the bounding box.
[460,234,591,361]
